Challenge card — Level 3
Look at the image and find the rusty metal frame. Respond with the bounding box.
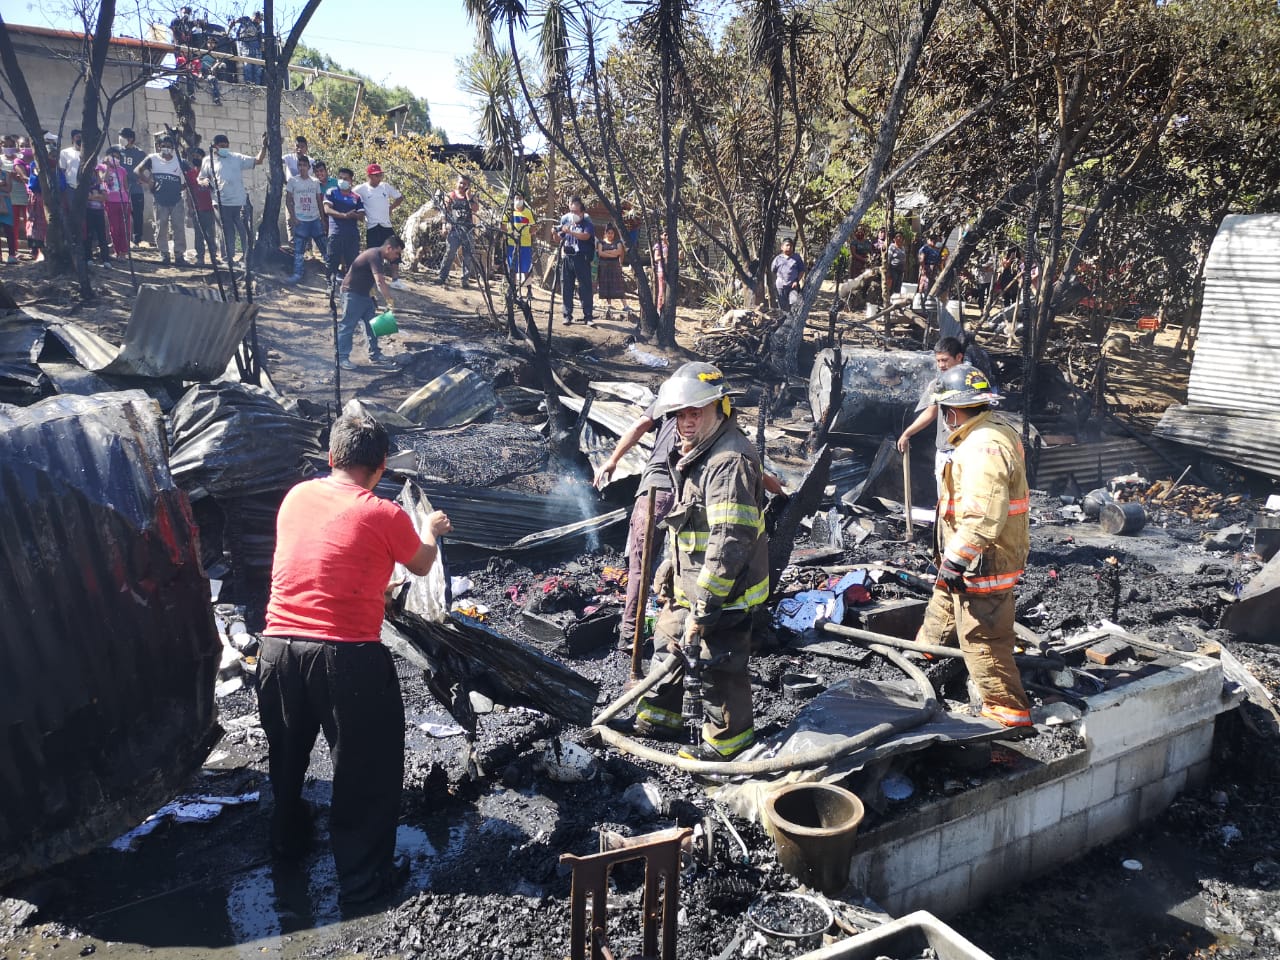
[560,826,692,960]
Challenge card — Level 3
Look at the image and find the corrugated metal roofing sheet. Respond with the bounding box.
[1154,404,1280,479]
[107,285,258,379]
[1187,214,1280,410]
[0,391,220,884]
[1033,437,1186,491]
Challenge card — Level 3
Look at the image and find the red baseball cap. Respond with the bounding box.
[366,163,383,176]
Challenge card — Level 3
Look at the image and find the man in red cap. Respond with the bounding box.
[355,163,403,251]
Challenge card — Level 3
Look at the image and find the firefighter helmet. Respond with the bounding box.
[652,361,736,419]
[931,363,1001,408]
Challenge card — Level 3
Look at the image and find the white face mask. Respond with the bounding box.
[337,179,351,191]
[160,148,173,159]
[118,138,128,149]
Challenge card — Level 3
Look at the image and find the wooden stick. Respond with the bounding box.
[630,487,659,681]
[901,443,914,542]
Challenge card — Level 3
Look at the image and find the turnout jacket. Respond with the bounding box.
[664,416,769,626]
[935,410,1030,593]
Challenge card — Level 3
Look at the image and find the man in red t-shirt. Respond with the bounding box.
[259,415,451,904]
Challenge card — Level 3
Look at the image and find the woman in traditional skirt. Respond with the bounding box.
[597,222,629,321]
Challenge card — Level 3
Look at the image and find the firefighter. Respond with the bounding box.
[916,363,1033,727]
[627,362,769,761]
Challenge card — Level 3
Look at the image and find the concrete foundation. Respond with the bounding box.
[845,655,1235,917]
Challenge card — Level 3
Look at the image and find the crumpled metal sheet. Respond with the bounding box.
[0,391,221,885]
[384,479,626,554]
[397,365,497,428]
[30,286,257,381]
[107,285,258,379]
[560,393,653,486]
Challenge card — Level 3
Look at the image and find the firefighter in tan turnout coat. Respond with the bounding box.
[632,362,769,761]
[916,363,1033,727]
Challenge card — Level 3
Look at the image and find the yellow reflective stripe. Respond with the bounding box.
[704,726,755,755]
[1007,496,1030,515]
[706,502,763,530]
[948,541,983,562]
[636,700,683,728]
[981,704,1032,727]
[724,576,770,610]
[677,531,709,552]
[965,570,1023,593]
[696,567,735,597]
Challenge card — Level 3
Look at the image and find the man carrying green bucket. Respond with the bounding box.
[339,234,403,371]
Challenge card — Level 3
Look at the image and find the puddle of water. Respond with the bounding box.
[6,824,448,960]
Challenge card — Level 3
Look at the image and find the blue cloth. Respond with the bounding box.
[291,218,325,278]
[562,254,593,323]
[507,245,531,274]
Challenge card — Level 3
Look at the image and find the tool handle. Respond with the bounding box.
[630,487,659,681]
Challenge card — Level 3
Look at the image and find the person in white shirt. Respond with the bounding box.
[285,155,325,284]
[353,164,403,250]
[134,135,188,266]
[199,131,267,265]
[281,135,308,180]
[58,129,83,189]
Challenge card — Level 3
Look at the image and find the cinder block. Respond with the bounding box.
[1030,780,1065,833]
[968,836,1032,904]
[1029,810,1088,876]
[908,862,973,919]
[1116,742,1168,793]
[1081,657,1225,762]
[1086,791,1140,846]
[1166,720,1214,775]
[879,829,942,895]
[1061,769,1093,819]
[937,808,1001,873]
[1060,760,1118,817]
[1139,768,1188,822]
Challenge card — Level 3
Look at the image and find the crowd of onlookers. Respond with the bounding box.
[169,6,269,97]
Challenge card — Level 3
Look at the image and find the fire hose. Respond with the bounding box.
[592,630,939,776]
[818,621,1068,671]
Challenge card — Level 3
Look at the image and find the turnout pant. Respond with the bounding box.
[562,254,594,322]
[257,636,405,902]
[438,225,475,283]
[620,489,676,644]
[154,199,187,259]
[637,605,755,757]
[915,586,1031,726]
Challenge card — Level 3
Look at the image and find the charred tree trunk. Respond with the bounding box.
[254,0,322,265]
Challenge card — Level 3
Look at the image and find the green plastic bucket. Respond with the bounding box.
[370,310,398,336]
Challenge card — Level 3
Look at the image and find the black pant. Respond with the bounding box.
[562,254,594,322]
[326,232,360,279]
[366,224,392,249]
[130,193,145,242]
[257,636,405,902]
[83,207,110,262]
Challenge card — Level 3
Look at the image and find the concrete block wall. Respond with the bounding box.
[845,656,1232,919]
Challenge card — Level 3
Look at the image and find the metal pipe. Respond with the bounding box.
[820,621,1066,670]
[593,643,938,776]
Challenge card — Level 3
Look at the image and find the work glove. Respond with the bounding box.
[938,557,969,593]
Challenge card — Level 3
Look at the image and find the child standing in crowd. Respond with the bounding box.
[99,146,131,258]
[507,190,533,286]
[82,164,112,266]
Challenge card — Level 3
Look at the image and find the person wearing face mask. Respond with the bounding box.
[135,135,188,267]
[914,363,1031,730]
[58,129,83,190]
[1,136,28,263]
[117,129,147,245]
[620,362,769,763]
[323,167,365,284]
[198,132,268,266]
[98,146,131,258]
